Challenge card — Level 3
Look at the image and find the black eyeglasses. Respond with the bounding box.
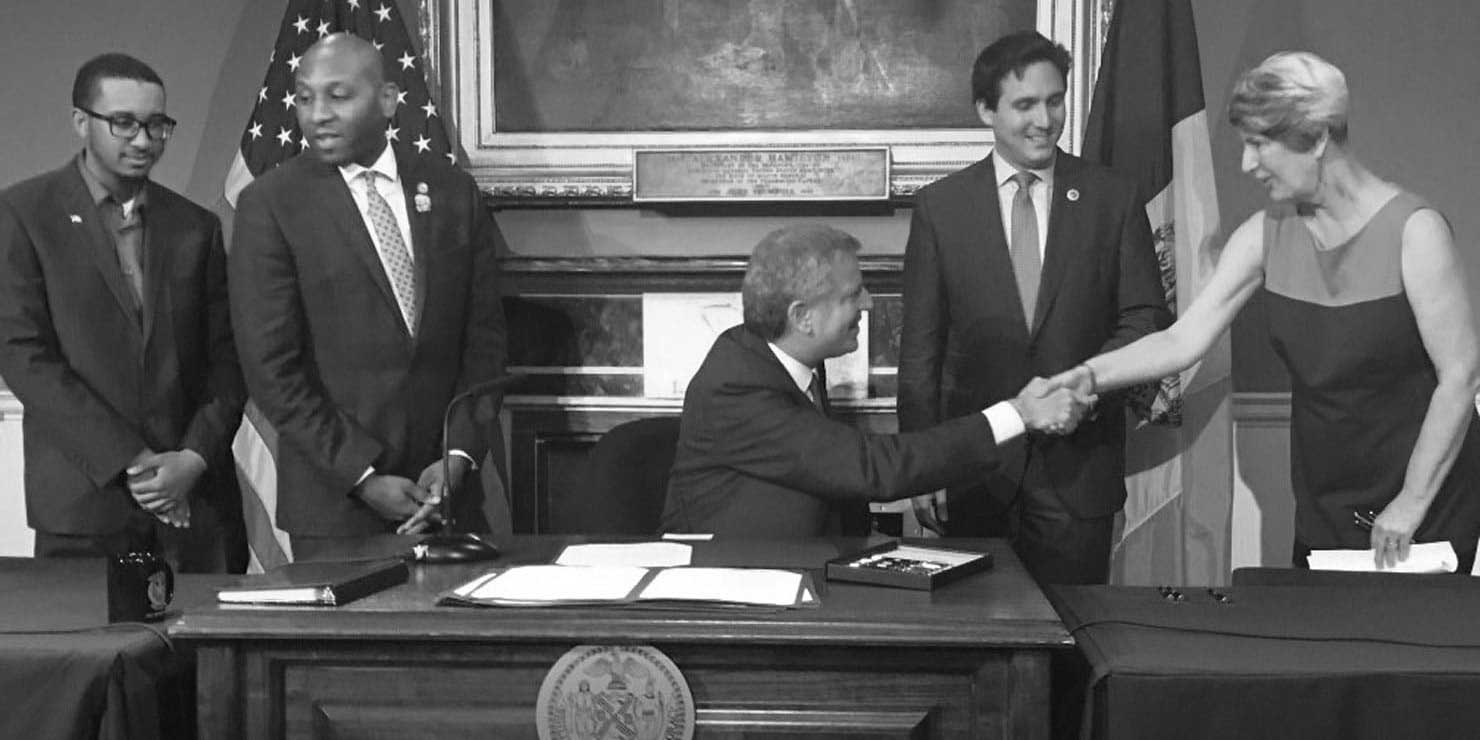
[77,107,177,141]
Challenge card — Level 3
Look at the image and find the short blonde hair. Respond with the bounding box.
[1228,51,1349,152]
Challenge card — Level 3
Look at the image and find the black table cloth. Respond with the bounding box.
[0,557,217,740]
[1051,575,1480,740]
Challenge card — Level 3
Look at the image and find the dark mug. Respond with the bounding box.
[107,551,174,622]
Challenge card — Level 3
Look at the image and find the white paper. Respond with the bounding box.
[822,313,870,400]
[662,532,714,541]
[556,542,693,568]
[462,565,650,603]
[643,292,743,398]
[638,567,802,606]
[1307,541,1459,573]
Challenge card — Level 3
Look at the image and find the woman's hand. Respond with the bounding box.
[1371,493,1430,569]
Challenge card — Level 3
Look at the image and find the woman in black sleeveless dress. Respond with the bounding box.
[1054,51,1480,571]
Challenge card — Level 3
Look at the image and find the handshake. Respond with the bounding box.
[1008,363,1098,436]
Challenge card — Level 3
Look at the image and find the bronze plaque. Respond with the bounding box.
[633,147,890,202]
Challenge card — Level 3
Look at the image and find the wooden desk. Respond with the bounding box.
[170,536,1070,738]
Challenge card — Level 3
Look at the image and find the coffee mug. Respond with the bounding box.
[107,551,174,622]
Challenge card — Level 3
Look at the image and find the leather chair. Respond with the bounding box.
[559,416,681,535]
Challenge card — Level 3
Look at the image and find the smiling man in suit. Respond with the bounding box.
[661,224,1092,538]
[229,34,507,558]
[898,32,1171,584]
[0,53,246,571]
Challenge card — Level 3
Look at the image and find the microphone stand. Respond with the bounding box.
[413,375,520,563]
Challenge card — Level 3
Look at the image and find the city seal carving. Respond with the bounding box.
[536,644,694,740]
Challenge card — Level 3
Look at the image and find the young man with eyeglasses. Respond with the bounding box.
[0,53,248,572]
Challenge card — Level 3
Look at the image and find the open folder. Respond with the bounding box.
[440,565,819,609]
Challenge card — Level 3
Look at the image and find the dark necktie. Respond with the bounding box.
[113,198,145,322]
[1009,170,1042,329]
[359,171,418,335]
[805,372,824,413]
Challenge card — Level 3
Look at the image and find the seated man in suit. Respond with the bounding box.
[660,224,1092,537]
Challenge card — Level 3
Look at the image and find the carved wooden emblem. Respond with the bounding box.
[537,644,695,740]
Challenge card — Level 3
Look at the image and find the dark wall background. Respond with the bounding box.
[3,0,1478,392]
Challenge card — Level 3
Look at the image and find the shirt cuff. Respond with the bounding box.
[354,466,375,490]
[982,401,1025,445]
[448,449,479,470]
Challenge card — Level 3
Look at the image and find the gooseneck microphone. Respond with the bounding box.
[413,374,522,563]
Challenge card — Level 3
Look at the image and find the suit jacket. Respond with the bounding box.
[661,325,1003,537]
[0,158,244,535]
[898,151,1170,519]
[229,152,507,537]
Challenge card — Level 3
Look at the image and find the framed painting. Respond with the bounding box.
[428,0,1108,202]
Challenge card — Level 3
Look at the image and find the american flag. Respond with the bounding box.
[225,0,455,572]
[224,0,453,206]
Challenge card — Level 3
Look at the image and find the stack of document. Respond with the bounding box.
[440,543,818,608]
[1307,541,1459,573]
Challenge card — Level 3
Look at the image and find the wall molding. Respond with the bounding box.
[0,389,1292,423]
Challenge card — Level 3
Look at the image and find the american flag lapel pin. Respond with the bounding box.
[69,214,83,223]
[414,182,430,213]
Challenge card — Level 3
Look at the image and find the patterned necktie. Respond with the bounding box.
[1009,170,1042,330]
[358,171,418,335]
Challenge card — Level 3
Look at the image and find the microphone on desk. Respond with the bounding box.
[413,373,523,564]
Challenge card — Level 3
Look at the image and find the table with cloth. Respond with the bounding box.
[1050,569,1480,740]
[0,557,218,739]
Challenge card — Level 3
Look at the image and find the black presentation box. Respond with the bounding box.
[826,541,994,591]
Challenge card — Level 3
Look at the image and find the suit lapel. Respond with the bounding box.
[140,182,174,346]
[398,154,433,340]
[1032,153,1085,336]
[969,155,1032,336]
[736,328,816,410]
[307,160,406,335]
[59,165,142,334]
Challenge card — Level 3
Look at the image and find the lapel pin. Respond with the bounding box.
[414,182,431,212]
[69,214,83,223]
[1066,188,1080,202]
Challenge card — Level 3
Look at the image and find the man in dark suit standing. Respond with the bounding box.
[0,54,246,572]
[661,224,1091,537]
[229,34,507,558]
[898,32,1171,584]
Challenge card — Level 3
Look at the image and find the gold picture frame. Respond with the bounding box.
[425,0,1107,203]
